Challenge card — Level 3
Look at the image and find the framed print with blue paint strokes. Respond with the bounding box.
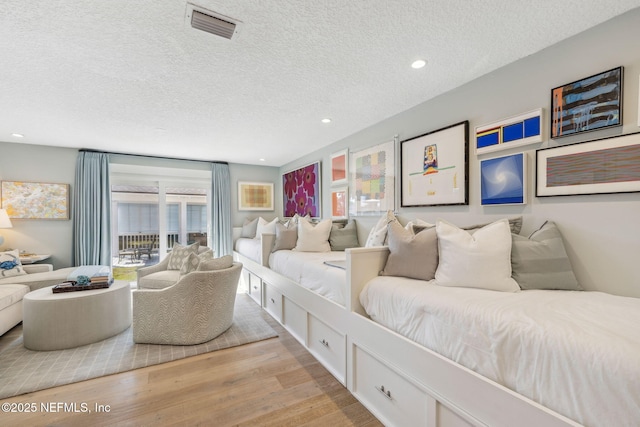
[475,109,543,155]
[480,153,526,205]
[550,67,623,139]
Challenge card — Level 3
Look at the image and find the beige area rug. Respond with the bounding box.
[0,294,277,399]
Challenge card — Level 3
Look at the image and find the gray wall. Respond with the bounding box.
[280,9,640,297]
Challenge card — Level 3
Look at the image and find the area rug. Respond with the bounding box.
[0,294,277,399]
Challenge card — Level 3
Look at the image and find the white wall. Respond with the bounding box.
[280,9,640,297]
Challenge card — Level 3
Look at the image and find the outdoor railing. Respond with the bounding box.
[116,232,206,252]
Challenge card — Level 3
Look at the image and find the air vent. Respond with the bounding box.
[186,4,242,40]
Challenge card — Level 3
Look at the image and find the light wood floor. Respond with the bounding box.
[0,305,382,427]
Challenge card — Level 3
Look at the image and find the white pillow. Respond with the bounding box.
[295,218,331,252]
[255,217,278,239]
[435,219,520,292]
[404,218,434,234]
[365,210,397,247]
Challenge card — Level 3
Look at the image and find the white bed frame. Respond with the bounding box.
[232,230,581,426]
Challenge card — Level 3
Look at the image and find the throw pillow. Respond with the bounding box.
[180,252,201,275]
[273,221,298,251]
[329,220,359,251]
[365,210,397,247]
[435,219,520,292]
[404,218,434,235]
[295,218,332,252]
[381,221,438,281]
[463,216,523,235]
[0,250,26,278]
[511,221,582,290]
[255,217,279,239]
[167,242,200,270]
[197,255,234,271]
[241,217,259,238]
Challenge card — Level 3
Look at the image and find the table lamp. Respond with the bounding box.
[0,209,13,246]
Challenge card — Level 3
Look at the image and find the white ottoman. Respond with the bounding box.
[22,281,131,351]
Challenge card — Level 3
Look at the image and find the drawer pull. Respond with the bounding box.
[252,285,258,290]
[375,385,392,400]
[270,297,275,304]
[319,338,330,348]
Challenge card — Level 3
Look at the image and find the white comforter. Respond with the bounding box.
[360,276,640,427]
[269,250,347,305]
[234,237,262,264]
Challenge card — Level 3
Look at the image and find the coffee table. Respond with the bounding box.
[22,281,132,351]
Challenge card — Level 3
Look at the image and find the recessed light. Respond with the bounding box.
[259,158,265,162]
[321,118,331,124]
[11,133,24,138]
[411,59,426,69]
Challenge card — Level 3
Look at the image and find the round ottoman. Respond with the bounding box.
[22,281,132,351]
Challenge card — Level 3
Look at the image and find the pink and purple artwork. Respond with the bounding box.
[283,161,321,217]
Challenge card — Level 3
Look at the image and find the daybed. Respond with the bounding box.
[345,219,640,427]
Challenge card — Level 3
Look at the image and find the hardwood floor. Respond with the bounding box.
[0,306,382,427]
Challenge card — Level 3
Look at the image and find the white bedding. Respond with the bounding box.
[269,250,347,305]
[360,276,640,427]
[234,237,262,264]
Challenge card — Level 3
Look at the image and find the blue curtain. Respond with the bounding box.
[211,163,232,256]
[72,152,111,266]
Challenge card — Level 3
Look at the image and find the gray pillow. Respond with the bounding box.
[197,255,234,271]
[329,220,359,251]
[273,222,298,251]
[511,221,581,290]
[241,217,258,238]
[381,221,438,281]
[464,216,523,235]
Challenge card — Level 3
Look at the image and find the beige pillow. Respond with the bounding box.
[273,221,298,251]
[179,249,215,275]
[295,218,332,252]
[197,255,234,271]
[167,242,200,270]
[381,221,438,281]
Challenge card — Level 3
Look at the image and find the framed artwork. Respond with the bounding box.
[536,131,640,197]
[349,140,395,216]
[330,149,348,186]
[331,187,348,219]
[480,153,527,205]
[551,66,623,139]
[401,121,469,207]
[1,181,70,220]
[476,109,543,155]
[282,161,321,217]
[237,181,274,211]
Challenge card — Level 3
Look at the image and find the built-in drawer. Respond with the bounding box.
[246,270,262,306]
[308,315,346,384]
[353,344,428,427]
[283,297,306,345]
[263,282,283,323]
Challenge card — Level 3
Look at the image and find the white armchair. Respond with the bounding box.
[137,246,213,290]
[132,262,242,345]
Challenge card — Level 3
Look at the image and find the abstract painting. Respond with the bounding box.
[330,149,348,186]
[331,187,348,219]
[551,67,623,139]
[476,109,543,155]
[282,161,321,217]
[349,140,395,215]
[480,153,526,205]
[401,121,469,207]
[237,181,274,211]
[1,181,70,219]
[536,131,640,197]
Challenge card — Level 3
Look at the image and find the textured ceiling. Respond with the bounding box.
[1,1,639,167]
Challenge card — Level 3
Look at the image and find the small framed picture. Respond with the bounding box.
[331,187,348,219]
[237,181,274,211]
[479,153,527,205]
[330,149,348,186]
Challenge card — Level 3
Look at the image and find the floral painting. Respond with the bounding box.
[1,181,70,220]
[282,161,321,217]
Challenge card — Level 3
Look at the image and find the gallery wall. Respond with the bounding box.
[279,8,640,297]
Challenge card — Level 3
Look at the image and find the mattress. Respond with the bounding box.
[360,276,640,427]
[268,250,347,305]
[234,237,262,264]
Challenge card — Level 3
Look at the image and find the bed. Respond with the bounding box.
[233,237,262,264]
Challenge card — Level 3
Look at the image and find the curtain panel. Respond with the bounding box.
[72,152,111,266]
[211,163,232,256]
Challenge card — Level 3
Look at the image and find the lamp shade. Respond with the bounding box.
[0,209,13,228]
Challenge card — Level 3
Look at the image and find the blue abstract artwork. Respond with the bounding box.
[476,109,543,155]
[480,153,526,205]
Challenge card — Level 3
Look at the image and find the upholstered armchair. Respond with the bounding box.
[132,262,242,345]
[137,246,213,290]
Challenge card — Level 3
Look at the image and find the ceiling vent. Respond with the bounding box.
[185,3,242,40]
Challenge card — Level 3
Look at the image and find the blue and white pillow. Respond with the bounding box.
[0,250,27,278]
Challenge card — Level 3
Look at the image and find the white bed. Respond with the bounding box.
[268,250,347,305]
[234,237,262,264]
[359,275,640,427]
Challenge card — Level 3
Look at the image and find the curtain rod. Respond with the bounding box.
[79,148,228,165]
